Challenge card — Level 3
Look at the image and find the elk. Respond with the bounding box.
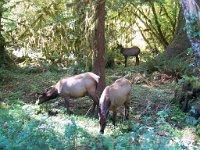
[117,44,140,67]
[36,72,100,115]
[98,77,132,134]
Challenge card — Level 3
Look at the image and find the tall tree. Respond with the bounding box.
[163,4,191,58]
[163,0,200,65]
[181,0,200,64]
[0,0,6,67]
[92,0,106,95]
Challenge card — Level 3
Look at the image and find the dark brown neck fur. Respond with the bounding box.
[100,96,111,117]
[45,87,59,100]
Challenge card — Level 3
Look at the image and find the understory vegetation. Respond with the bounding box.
[0,64,199,150]
[1,0,200,149]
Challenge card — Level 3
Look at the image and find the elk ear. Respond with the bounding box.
[116,43,122,49]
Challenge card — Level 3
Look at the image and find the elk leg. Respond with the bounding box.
[86,94,99,117]
[124,56,128,67]
[135,55,139,66]
[92,96,99,115]
[112,110,117,126]
[64,96,70,114]
[95,96,100,117]
[124,101,129,120]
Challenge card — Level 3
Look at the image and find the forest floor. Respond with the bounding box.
[0,66,199,149]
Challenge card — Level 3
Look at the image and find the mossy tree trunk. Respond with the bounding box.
[163,5,191,58]
[92,0,106,95]
[0,1,12,67]
[181,0,200,64]
[163,0,200,65]
[0,2,6,67]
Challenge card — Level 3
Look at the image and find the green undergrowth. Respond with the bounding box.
[0,66,199,149]
[1,100,199,149]
[0,101,112,149]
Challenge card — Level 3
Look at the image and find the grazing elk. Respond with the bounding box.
[99,77,132,134]
[36,72,100,115]
[117,44,140,67]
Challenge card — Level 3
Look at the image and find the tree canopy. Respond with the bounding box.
[2,0,183,67]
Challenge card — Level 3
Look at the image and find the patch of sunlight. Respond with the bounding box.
[0,102,10,108]
[76,119,99,134]
[131,24,147,50]
[116,18,147,51]
[182,127,197,144]
[142,84,153,88]
[22,104,100,134]
[12,47,43,59]
[169,127,197,150]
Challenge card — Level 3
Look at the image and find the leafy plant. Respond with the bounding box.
[0,67,199,149]
[64,118,78,149]
[179,75,200,89]
[145,55,192,77]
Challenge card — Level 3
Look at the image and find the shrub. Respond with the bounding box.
[145,56,191,77]
[0,68,16,84]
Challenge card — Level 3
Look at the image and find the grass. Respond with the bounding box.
[0,66,199,149]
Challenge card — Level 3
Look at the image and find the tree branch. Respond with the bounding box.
[149,1,169,47]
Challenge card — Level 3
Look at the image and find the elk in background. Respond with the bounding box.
[117,44,140,67]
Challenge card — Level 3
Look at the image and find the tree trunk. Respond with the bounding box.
[0,1,12,67]
[181,0,200,64]
[149,1,169,48]
[92,0,106,95]
[163,5,191,58]
[0,2,5,67]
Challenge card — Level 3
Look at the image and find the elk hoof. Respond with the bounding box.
[99,130,104,134]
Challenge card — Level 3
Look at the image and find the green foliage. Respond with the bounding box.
[169,105,186,123]
[2,104,194,150]
[3,0,93,68]
[0,67,15,84]
[0,101,114,150]
[184,13,200,39]
[144,56,159,73]
[0,67,199,149]
[106,0,179,52]
[113,109,191,150]
[64,119,78,149]
[2,0,180,69]
[179,75,200,89]
[197,123,200,135]
[157,58,188,76]
[105,46,120,68]
[145,56,192,76]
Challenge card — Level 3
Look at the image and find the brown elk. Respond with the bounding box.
[99,77,132,134]
[117,44,140,67]
[36,72,100,115]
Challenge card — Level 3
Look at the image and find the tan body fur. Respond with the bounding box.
[99,77,131,134]
[36,72,100,115]
[56,72,99,98]
[100,78,131,111]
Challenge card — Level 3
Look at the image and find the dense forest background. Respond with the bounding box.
[0,0,195,66]
[0,0,200,149]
